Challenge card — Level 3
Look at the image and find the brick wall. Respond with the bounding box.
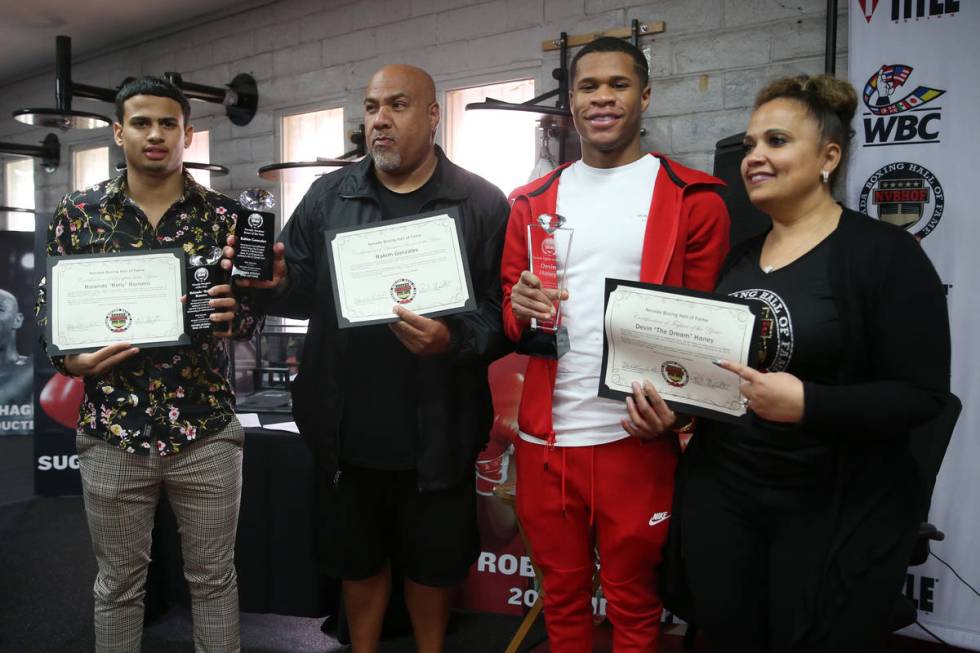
[0,0,848,219]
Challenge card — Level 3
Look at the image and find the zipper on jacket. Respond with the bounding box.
[333,470,342,487]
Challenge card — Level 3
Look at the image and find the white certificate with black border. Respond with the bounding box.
[325,209,476,328]
[46,249,189,355]
[599,279,758,423]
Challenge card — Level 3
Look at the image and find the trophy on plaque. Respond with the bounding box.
[185,246,226,334]
[519,213,573,359]
[233,188,276,281]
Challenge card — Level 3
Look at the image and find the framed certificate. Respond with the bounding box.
[599,279,758,423]
[325,209,476,328]
[46,249,189,356]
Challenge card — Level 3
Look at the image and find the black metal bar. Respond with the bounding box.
[558,32,569,163]
[523,88,560,105]
[0,134,60,171]
[632,18,641,48]
[825,0,838,74]
[0,142,44,157]
[72,82,118,104]
[55,35,72,112]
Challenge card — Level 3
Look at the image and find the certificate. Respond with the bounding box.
[599,279,757,422]
[325,209,476,328]
[46,249,189,355]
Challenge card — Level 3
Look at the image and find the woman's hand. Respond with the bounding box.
[714,360,805,423]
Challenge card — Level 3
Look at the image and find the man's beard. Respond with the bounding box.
[370,146,401,172]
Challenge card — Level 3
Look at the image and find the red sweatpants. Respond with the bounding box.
[516,435,677,653]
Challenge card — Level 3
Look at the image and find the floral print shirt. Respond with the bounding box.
[36,171,260,456]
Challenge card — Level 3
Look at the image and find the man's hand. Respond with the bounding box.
[64,342,140,377]
[221,235,287,291]
[389,305,451,356]
[509,270,568,325]
[208,283,237,337]
[622,380,678,441]
[714,359,804,423]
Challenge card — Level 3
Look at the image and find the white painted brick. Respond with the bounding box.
[674,30,770,74]
[348,0,412,31]
[175,44,213,75]
[772,15,846,61]
[185,63,233,89]
[250,134,275,161]
[723,0,826,28]
[265,65,348,107]
[505,0,544,30]
[649,74,724,117]
[671,108,748,153]
[212,33,258,65]
[299,7,355,42]
[461,27,545,72]
[256,21,302,53]
[141,53,178,78]
[625,0,724,36]
[645,40,671,78]
[273,42,323,77]
[411,0,481,17]
[322,30,378,67]
[236,53,275,82]
[376,18,438,54]
[723,59,823,110]
[546,0,585,23]
[436,3,510,43]
[640,117,671,152]
[670,151,714,174]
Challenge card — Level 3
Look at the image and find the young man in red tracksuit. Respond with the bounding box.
[501,38,730,652]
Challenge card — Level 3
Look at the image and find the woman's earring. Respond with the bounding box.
[821,170,830,184]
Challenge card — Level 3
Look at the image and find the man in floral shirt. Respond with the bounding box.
[36,76,257,652]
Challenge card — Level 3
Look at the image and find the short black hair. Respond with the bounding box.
[569,37,649,87]
[114,76,191,124]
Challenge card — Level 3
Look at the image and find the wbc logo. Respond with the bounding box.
[861,65,945,147]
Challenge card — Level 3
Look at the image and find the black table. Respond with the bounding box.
[146,420,336,620]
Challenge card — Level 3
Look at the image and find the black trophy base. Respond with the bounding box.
[517,326,570,359]
[185,264,227,335]
[233,210,274,281]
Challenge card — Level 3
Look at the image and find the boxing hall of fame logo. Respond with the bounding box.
[858,161,945,239]
[390,278,416,304]
[106,308,132,333]
[661,361,689,388]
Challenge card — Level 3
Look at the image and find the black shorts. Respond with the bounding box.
[317,465,479,587]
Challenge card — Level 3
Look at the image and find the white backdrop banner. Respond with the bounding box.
[848,1,980,648]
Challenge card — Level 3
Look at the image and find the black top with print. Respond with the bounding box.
[700,234,844,486]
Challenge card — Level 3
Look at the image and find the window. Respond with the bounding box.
[3,158,35,232]
[280,108,345,224]
[445,79,537,196]
[185,130,211,188]
[72,146,109,192]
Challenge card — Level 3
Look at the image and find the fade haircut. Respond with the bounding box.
[114,76,191,124]
[569,36,650,87]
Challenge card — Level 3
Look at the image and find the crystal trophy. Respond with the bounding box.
[233,188,276,281]
[518,213,572,359]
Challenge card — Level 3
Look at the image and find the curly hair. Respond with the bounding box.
[755,74,858,186]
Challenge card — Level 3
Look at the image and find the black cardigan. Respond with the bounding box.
[664,209,951,646]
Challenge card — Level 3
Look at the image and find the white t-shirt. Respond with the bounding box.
[520,154,660,447]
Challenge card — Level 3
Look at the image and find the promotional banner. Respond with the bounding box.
[0,231,34,436]
[848,2,980,648]
[33,227,84,496]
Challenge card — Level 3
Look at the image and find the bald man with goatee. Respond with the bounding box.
[233,65,510,652]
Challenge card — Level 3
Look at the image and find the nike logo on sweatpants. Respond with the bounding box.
[648,511,670,526]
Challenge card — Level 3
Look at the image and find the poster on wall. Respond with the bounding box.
[32,228,84,496]
[848,1,980,649]
[0,231,34,436]
[457,353,608,620]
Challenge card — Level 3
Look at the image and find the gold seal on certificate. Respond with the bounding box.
[599,279,757,422]
[45,249,190,355]
[325,209,476,328]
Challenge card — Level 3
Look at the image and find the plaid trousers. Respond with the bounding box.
[76,418,244,653]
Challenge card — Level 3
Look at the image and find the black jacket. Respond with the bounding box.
[258,148,512,490]
[664,209,951,646]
